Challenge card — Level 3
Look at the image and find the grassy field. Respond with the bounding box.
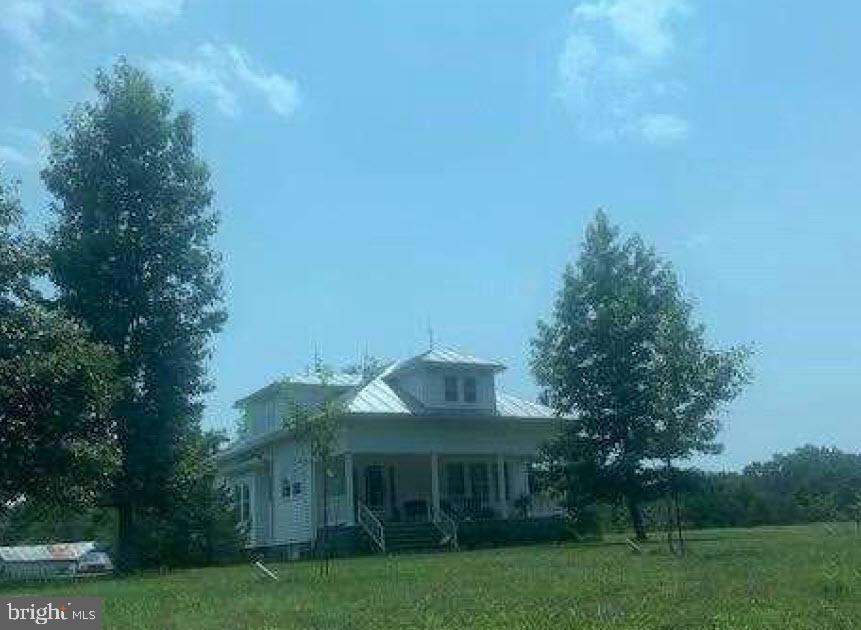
[1,523,859,629]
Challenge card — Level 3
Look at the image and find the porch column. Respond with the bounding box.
[430,452,440,519]
[497,454,508,518]
[344,452,355,525]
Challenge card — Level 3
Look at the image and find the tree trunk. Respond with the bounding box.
[673,485,685,555]
[665,458,678,555]
[117,502,137,573]
[319,459,329,576]
[627,495,648,542]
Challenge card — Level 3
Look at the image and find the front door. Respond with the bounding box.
[364,465,385,512]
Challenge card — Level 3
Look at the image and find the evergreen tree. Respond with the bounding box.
[531,210,750,541]
[43,62,226,569]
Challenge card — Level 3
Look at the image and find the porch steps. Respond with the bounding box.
[383,522,448,553]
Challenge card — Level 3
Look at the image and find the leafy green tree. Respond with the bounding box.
[42,62,226,569]
[0,174,118,512]
[0,499,117,547]
[133,430,245,567]
[531,210,750,541]
[342,354,389,381]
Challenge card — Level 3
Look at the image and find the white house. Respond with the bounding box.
[216,347,564,556]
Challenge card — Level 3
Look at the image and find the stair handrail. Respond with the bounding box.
[358,501,385,553]
[433,506,459,550]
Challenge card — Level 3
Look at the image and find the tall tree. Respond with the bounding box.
[530,210,750,541]
[0,174,118,510]
[43,62,226,568]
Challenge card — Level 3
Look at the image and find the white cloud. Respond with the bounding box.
[0,0,184,92]
[0,1,89,91]
[0,145,33,167]
[150,44,300,119]
[224,46,300,117]
[98,0,186,22]
[639,112,689,143]
[0,127,46,168]
[557,0,691,144]
[0,1,48,59]
[149,55,240,117]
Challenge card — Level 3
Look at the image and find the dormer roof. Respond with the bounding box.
[386,346,506,376]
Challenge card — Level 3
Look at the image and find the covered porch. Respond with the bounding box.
[320,452,560,527]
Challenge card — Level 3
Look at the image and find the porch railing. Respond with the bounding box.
[433,507,459,550]
[442,495,498,520]
[441,494,563,520]
[529,494,565,518]
[358,501,385,553]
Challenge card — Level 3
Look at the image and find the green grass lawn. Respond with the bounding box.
[2,523,859,629]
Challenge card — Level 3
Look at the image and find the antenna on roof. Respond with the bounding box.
[313,342,322,375]
[427,322,435,350]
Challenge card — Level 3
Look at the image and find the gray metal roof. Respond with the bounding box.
[234,372,362,408]
[389,347,506,375]
[0,541,95,563]
[345,376,413,414]
[495,392,557,419]
[230,348,550,419]
[284,373,362,386]
[219,372,558,460]
[344,376,556,419]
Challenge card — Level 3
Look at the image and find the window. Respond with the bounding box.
[292,481,302,496]
[281,478,291,499]
[446,462,465,496]
[463,376,477,402]
[469,463,490,499]
[444,376,458,402]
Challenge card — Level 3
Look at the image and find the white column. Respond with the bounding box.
[344,452,355,525]
[497,454,508,518]
[431,452,440,519]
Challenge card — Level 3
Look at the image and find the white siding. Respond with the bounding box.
[271,441,315,545]
[420,367,496,412]
[244,386,339,437]
[387,366,497,413]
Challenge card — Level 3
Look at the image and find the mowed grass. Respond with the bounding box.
[2,523,859,629]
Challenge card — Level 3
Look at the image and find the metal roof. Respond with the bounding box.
[218,371,558,460]
[234,372,362,408]
[345,377,414,414]
[495,392,558,419]
[0,541,95,563]
[344,376,556,419]
[389,347,506,375]
[283,373,362,386]
[230,348,550,421]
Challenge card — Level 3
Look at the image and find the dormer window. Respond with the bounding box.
[444,376,458,402]
[463,377,477,403]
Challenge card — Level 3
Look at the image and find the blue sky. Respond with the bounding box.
[1,1,859,470]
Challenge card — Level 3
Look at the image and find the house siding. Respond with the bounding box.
[422,367,495,411]
[271,441,315,545]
